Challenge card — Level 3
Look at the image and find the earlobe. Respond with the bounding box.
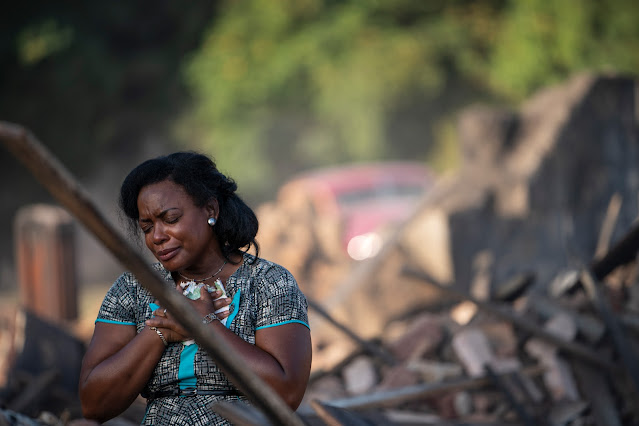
[205,198,219,218]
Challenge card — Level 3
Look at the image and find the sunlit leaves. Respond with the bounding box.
[17,20,74,66]
[180,0,639,201]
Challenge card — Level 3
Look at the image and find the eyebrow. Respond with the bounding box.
[138,207,180,223]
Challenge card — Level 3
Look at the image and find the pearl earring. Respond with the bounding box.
[207,217,216,226]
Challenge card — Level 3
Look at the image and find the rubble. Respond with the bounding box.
[299,252,639,424]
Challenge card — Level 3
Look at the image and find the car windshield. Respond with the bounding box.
[336,183,426,207]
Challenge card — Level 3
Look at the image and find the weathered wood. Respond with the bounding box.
[620,313,639,335]
[309,400,378,426]
[484,365,536,426]
[523,314,580,402]
[310,365,545,411]
[451,328,494,377]
[0,413,8,426]
[385,410,521,425]
[209,400,270,426]
[594,193,622,260]
[590,222,639,281]
[402,266,614,370]
[526,293,605,344]
[580,270,639,396]
[307,298,396,366]
[492,272,535,302]
[571,360,622,426]
[9,309,84,397]
[7,369,59,414]
[308,346,368,387]
[14,204,78,322]
[0,121,304,426]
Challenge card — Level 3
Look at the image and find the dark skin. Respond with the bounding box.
[79,180,312,423]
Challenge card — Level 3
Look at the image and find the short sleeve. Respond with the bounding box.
[254,265,309,330]
[95,272,138,325]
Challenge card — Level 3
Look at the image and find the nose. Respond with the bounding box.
[151,222,168,244]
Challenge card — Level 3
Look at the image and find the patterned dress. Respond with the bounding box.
[96,253,310,425]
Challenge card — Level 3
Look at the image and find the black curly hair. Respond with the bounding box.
[119,151,259,262]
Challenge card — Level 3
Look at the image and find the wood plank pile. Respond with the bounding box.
[298,254,639,425]
[258,73,639,425]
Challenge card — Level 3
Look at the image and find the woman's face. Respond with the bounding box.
[137,179,217,273]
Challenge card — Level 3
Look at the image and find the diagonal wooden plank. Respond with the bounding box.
[307,298,396,366]
[309,400,378,426]
[209,400,271,426]
[308,365,544,412]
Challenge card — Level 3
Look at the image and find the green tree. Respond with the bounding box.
[0,1,218,285]
[489,0,639,98]
[179,0,639,201]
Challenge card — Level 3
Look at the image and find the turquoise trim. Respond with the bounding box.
[225,290,241,328]
[178,344,198,390]
[256,319,310,330]
[95,319,136,326]
[141,406,149,424]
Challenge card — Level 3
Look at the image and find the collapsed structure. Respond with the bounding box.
[263,73,639,425]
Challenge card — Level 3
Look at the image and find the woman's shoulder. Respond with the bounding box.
[242,253,293,279]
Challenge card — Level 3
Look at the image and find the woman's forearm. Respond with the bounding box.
[204,321,312,409]
[80,326,166,422]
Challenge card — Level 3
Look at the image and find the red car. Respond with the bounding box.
[276,162,435,260]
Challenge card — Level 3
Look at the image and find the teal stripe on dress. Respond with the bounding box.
[95,319,136,325]
[256,319,310,330]
[225,290,241,328]
[178,344,198,390]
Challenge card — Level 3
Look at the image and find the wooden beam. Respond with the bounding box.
[7,369,59,414]
[580,270,639,396]
[308,298,396,366]
[590,222,639,281]
[209,400,269,426]
[311,365,544,411]
[309,400,378,426]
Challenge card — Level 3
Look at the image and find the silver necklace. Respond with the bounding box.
[178,260,227,283]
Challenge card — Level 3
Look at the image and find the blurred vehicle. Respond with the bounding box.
[275,161,436,261]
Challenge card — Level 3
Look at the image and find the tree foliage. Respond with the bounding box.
[180,0,639,200]
[0,1,218,277]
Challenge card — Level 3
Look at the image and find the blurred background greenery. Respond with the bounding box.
[1,0,638,285]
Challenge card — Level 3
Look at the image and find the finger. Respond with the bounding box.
[213,297,232,310]
[146,316,185,334]
[199,288,221,301]
[145,317,162,327]
[150,300,164,317]
[215,309,230,319]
